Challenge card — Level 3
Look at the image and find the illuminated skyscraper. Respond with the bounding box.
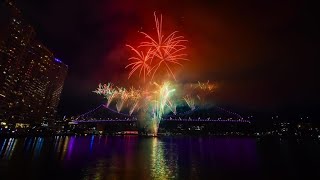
[48,58,68,117]
[0,0,68,124]
[0,0,34,122]
[22,42,68,122]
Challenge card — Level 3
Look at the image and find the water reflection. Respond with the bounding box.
[66,136,75,160]
[5,136,316,179]
[0,138,17,160]
[24,137,34,152]
[32,137,44,159]
[89,135,94,153]
[150,137,178,179]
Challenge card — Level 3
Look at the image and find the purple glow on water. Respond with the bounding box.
[66,137,75,160]
[2,136,320,179]
[89,136,94,152]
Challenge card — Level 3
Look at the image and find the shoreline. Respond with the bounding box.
[1,133,319,140]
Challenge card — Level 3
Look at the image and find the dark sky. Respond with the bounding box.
[15,0,320,116]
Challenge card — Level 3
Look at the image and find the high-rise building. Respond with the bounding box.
[0,0,35,122]
[48,58,68,118]
[0,0,68,124]
[22,42,68,122]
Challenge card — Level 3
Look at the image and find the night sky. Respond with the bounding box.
[15,0,319,116]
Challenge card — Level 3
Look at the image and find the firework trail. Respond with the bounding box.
[197,80,217,92]
[125,45,153,82]
[93,83,117,107]
[166,99,177,115]
[183,95,195,110]
[116,88,128,113]
[127,87,141,115]
[152,82,176,121]
[94,81,217,116]
[129,101,139,116]
[127,12,188,81]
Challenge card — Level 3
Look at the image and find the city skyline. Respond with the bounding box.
[1,1,320,179]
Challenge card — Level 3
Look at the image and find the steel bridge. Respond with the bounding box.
[71,104,250,124]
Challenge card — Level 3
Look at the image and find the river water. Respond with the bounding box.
[0,136,319,179]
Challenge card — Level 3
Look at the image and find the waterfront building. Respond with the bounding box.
[0,0,67,124]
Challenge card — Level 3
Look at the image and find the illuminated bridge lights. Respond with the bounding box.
[73,118,250,124]
[74,104,250,124]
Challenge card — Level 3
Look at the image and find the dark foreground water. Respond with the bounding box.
[0,136,320,180]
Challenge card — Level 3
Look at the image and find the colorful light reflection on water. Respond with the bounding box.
[0,136,319,179]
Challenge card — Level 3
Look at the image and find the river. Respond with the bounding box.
[0,136,319,179]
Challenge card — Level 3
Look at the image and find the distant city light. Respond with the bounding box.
[55,58,62,63]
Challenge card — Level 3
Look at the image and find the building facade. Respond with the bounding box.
[0,0,67,124]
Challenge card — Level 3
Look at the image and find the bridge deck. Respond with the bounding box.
[72,119,251,124]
